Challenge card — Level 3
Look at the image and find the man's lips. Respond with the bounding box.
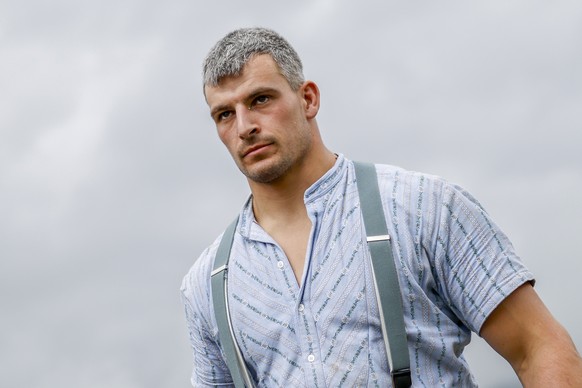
[242,143,272,158]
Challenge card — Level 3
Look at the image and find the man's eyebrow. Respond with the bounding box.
[247,87,278,100]
[209,87,280,118]
[210,104,230,118]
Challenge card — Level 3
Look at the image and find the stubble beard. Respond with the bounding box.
[237,131,312,184]
[241,153,295,183]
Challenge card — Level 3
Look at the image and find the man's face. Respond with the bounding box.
[205,55,313,184]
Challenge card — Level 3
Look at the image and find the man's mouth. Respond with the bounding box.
[242,143,272,158]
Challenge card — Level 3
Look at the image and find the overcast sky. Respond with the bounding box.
[1,1,581,387]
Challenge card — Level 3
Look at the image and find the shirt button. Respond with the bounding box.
[298,304,305,312]
[307,354,315,363]
[277,261,284,269]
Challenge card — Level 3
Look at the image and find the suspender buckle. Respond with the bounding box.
[367,234,390,242]
[391,367,412,388]
[211,265,227,277]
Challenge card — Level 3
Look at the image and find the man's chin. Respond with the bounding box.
[241,160,287,184]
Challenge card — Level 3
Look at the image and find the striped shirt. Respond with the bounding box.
[181,154,534,387]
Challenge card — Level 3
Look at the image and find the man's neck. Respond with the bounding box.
[249,150,336,228]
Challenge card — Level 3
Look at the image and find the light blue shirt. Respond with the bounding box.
[181,155,534,387]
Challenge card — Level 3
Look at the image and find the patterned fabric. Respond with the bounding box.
[181,154,534,387]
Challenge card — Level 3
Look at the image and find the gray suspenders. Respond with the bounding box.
[210,217,256,388]
[353,162,412,387]
[210,161,411,387]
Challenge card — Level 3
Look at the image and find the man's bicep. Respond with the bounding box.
[479,282,556,371]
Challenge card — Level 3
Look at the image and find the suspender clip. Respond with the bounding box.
[367,234,391,242]
[211,265,227,277]
[391,367,412,388]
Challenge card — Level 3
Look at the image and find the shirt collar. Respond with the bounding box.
[238,154,348,241]
[304,153,346,204]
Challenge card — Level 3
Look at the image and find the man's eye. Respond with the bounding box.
[217,111,232,121]
[255,95,269,105]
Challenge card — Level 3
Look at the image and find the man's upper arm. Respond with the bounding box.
[429,180,534,333]
[480,282,582,386]
[182,291,234,386]
[181,245,234,387]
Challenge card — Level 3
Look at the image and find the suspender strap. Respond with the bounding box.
[353,161,412,388]
[211,218,256,388]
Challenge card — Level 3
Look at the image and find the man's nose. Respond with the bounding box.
[235,105,258,138]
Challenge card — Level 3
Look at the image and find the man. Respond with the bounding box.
[181,27,582,387]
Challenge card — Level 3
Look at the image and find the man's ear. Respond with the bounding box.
[300,81,320,119]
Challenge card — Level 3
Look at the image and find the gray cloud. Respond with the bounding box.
[1,1,581,387]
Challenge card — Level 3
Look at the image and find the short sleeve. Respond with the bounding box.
[181,243,235,387]
[431,181,534,334]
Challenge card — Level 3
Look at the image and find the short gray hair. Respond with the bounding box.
[203,27,305,90]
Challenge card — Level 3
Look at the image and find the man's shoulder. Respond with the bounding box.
[374,163,488,211]
[180,232,224,301]
[370,162,449,194]
[181,199,251,302]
